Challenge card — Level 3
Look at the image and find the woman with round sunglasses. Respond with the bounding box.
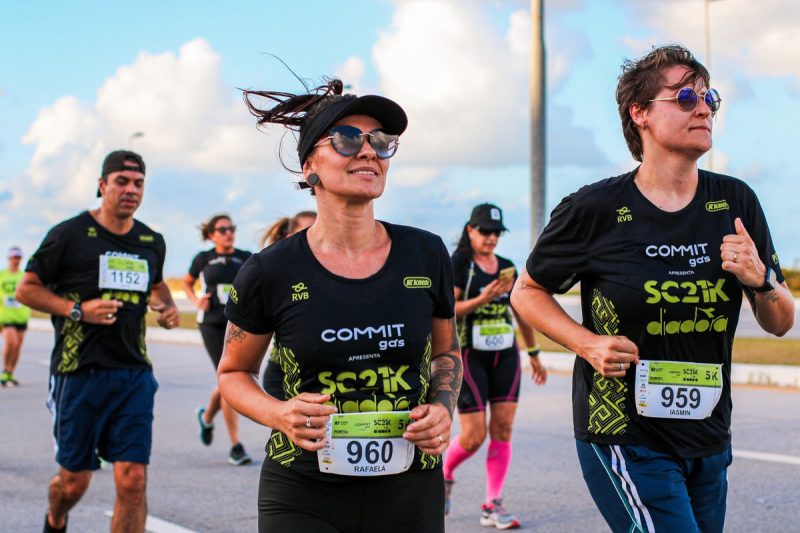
[183,214,253,465]
[511,44,793,533]
[443,203,546,530]
[219,79,460,532]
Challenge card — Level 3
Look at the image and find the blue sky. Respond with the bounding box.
[1,0,798,276]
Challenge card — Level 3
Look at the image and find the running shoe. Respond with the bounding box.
[228,443,252,466]
[195,406,214,446]
[43,513,67,532]
[444,479,455,516]
[480,499,521,530]
[0,371,9,387]
[6,372,19,387]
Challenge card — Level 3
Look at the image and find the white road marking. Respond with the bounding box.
[734,449,800,466]
[104,511,198,533]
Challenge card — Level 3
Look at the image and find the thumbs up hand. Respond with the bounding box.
[720,217,766,288]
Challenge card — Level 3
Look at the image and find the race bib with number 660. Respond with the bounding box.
[317,411,414,476]
[98,255,149,293]
[636,360,723,420]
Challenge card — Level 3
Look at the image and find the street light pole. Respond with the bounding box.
[704,0,715,171]
[530,0,546,246]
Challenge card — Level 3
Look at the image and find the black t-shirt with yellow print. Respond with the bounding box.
[26,211,166,374]
[225,222,455,479]
[526,169,784,458]
[451,250,516,350]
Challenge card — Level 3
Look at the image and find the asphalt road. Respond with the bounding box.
[1,331,799,532]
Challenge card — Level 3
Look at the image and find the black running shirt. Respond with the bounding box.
[451,251,516,350]
[226,222,455,478]
[526,169,784,458]
[26,211,167,374]
[188,248,251,325]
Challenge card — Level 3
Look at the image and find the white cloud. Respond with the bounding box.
[625,0,800,87]
[16,38,283,212]
[371,0,603,185]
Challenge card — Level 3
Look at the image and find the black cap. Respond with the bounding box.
[469,203,508,232]
[297,94,408,165]
[97,150,145,197]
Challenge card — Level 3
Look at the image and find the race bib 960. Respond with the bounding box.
[317,411,414,476]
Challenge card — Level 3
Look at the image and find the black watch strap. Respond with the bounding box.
[69,302,83,321]
[753,267,777,293]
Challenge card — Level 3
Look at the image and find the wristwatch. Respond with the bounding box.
[68,302,83,322]
[752,267,777,293]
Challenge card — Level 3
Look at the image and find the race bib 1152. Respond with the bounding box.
[98,255,149,293]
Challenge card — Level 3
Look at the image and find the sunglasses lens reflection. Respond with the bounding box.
[329,126,399,159]
[705,88,721,112]
[676,87,697,111]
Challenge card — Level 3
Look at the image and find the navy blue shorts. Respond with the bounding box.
[48,367,158,472]
[576,439,732,533]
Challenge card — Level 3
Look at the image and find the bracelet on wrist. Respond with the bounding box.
[526,345,541,356]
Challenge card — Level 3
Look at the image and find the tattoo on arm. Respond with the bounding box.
[224,324,248,346]
[429,318,463,420]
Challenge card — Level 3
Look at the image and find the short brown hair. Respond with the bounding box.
[616,45,710,162]
[199,214,232,240]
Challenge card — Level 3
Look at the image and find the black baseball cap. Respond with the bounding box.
[297,94,408,165]
[469,203,508,232]
[97,150,146,197]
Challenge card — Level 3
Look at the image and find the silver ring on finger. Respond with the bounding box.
[618,362,624,372]
[306,416,312,428]
[733,252,738,263]
[438,435,444,444]
[106,313,113,319]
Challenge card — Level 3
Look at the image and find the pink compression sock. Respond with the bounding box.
[443,435,477,481]
[485,440,512,504]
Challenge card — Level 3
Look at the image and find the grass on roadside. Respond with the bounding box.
[32,311,799,366]
[531,333,800,367]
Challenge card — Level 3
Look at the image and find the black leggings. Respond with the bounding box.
[198,323,226,369]
[258,458,445,533]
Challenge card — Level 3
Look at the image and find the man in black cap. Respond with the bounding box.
[17,149,179,533]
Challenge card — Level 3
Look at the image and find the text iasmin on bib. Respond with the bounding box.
[317,411,415,476]
[98,255,149,292]
[636,360,723,420]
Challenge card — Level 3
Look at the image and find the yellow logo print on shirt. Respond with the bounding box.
[705,200,729,212]
[291,282,309,302]
[139,234,154,242]
[87,226,98,238]
[403,276,432,289]
[228,287,239,304]
[616,206,633,223]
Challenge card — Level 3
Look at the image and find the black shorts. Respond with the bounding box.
[1,323,28,332]
[198,323,226,369]
[258,458,444,533]
[457,346,521,413]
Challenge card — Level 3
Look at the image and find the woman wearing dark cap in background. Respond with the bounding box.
[219,78,461,532]
[258,210,317,395]
[512,45,793,533]
[183,214,252,465]
[443,203,546,529]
